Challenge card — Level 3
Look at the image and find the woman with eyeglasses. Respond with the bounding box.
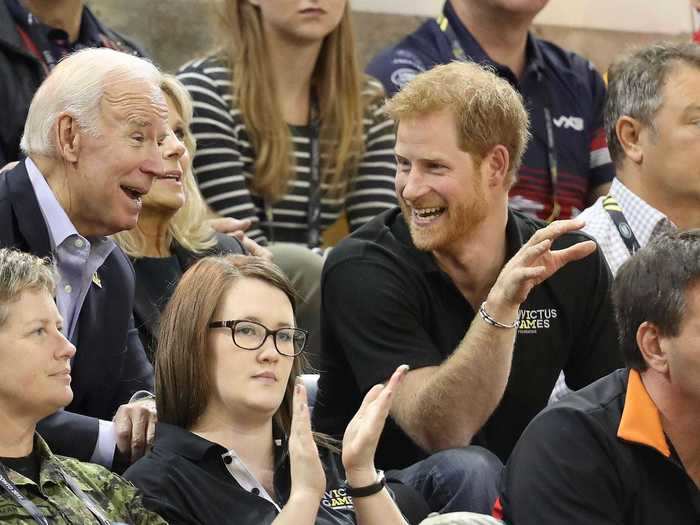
[124,255,422,524]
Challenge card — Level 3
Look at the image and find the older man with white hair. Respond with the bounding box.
[0,47,174,470]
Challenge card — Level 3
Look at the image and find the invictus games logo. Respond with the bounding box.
[517,308,558,334]
[321,488,354,511]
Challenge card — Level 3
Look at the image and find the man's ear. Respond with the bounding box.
[636,321,669,374]
[481,144,510,188]
[55,113,81,163]
[616,116,645,165]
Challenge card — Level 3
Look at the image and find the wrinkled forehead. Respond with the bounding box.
[101,74,168,126]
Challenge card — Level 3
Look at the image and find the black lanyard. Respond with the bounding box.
[603,195,640,255]
[0,461,113,525]
[263,100,322,248]
[436,12,561,221]
[306,99,322,249]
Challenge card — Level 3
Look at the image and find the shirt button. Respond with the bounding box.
[64,284,72,294]
[223,456,232,465]
[251,488,260,495]
[74,238,84,248]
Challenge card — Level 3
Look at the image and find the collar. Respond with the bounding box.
[609,178,673,248]
[155,421,288,461]
[6,0,101,47]
[441,0,545,84]
[154,422,226,461]
[617,369,671,458]
[393,208,525,275]
[5,434,63,487]
[25,158,78,251]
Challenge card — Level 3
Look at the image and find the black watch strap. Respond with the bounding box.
[346,470,386,498]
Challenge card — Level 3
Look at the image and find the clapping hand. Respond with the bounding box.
[342,365,409,485]
[288,380,326,502]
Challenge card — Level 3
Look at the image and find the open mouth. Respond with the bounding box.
[121,185,145,205]
[158,171,182,182]
[413,207,446,223]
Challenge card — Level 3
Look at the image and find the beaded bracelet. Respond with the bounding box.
[478,301,519,329]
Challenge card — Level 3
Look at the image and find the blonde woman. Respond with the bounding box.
[114,75,245,359]
[176,1,398,360]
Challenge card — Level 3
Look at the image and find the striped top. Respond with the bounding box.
[177,57,398,245]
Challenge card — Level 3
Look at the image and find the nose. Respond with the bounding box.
[161,130,186,162]
[55,330,76,361]
[256,333,280,363]
[399,166,429,203]
[139,139,167,182]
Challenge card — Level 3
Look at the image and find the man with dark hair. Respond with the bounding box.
[577,41,700,274]
[497,229,700,524]
[313,61,620,515]
[0,0,143,166]
[367,0,613,221]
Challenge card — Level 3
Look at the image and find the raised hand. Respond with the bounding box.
[490,218,596,308]
[288,380,326,502]
[342,365,409,485]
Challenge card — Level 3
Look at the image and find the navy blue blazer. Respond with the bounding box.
[0,162,154,462]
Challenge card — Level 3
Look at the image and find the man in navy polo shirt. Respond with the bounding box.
[0,0,143,166]
[367,0,613,221]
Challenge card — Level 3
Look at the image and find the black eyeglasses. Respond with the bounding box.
[208,320,308,357]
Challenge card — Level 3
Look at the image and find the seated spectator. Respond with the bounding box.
[497,229,700,524]
[176,0,398,364]
[366,0,613,221]
[114,74,248,360]
[0,0,144,166]
[125,255,426,524]
[0,48,164,468]
[0,248,166,524]
[312,61,622,514]
[578,41,700,274]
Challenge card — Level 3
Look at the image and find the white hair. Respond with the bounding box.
[20,48,162,158]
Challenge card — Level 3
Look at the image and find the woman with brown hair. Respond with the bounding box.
[176,1,397,357]
[124,255,422,524]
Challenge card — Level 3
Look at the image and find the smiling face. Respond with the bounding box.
[395,108,491,252]
[0,289,76,422]
[205,277,296,425]
[250,0,347,44]
[65,76,169,237]
[141,94,189,216]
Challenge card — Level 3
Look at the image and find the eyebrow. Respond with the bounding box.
[127,118,152,128]
[682,104,700,116]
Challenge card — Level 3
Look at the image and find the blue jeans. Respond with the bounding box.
[387,447,503,515]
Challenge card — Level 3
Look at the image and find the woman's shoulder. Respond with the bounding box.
[177,54,232,83]
[361,75,388,108]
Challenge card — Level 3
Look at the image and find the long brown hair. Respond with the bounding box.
[155,255,303,433]
[216,0,374,201]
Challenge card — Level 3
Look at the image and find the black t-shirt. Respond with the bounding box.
[0,452,40,484]
[125,422,358,525]
[498,369,700,524]
[313,207,621,468]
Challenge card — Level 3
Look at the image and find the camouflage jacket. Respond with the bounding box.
[0,434,167,524]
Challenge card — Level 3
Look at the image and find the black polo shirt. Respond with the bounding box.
[124,423,358,525]
[313,207,621,468]
[366,0,613,220]
[497,369,700,524]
